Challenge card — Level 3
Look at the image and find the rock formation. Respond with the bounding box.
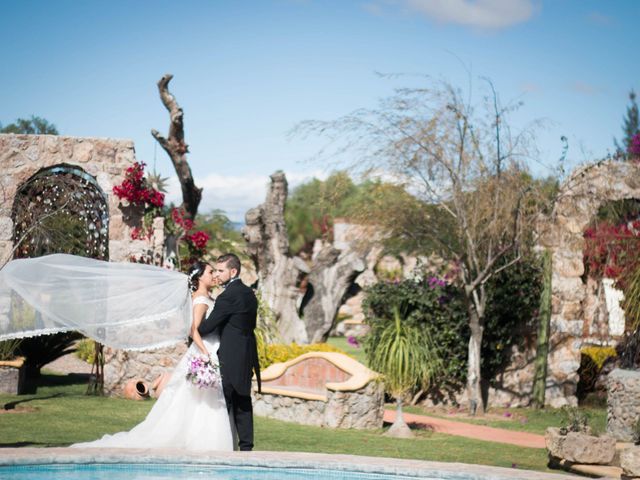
[242,171,365,343]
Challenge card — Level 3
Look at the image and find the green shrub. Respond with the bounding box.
[0,339,22,361]
[368,307,441,398]
[258,342,346,370]
[363,278,467,400]
[363,256,542,401]
[75,338,96,364]
[559,406,592,435]
[633,417,640,445]
[17,331,82,377]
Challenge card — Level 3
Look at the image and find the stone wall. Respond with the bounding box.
[254,352,384,429]
[253,380,384,429]
[607,368,640,441]
[0,360,26,395]
[539,160,640,407]
[0,134,169,397]
[103,343,187,397]
[0,134,160,264]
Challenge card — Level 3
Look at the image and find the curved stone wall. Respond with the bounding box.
[539,160,640,407]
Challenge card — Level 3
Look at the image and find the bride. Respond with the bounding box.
[71,261,234,451]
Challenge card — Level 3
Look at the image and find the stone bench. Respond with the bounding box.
[253,352,383,429]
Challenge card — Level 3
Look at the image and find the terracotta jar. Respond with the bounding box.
[123,378,150,400]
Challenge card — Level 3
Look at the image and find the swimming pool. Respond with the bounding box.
[0,463,462,480]
[0,449,571,480]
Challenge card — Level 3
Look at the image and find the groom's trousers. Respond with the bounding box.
[222,382,254,451]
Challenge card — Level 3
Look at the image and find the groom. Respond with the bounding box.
[198,253,261,451]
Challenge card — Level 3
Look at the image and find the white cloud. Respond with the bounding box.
[520,82,541,94]
[165,169,328,223]
[587,11,614,27]
[405,0,536,29]
[569,81,602,96]
[362,2,386,17]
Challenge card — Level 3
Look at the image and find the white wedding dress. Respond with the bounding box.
[71,296,234,451]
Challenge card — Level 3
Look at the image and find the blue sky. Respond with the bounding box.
[2,1,639,221]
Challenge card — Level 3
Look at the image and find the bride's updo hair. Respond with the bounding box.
[187,261,209,293]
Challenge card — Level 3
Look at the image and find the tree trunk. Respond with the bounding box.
[242,171,308,343]
[151,73,202,219]
[532,250,552,408]
[242,171,366,344]
[467,306,484,415]
[385,397,414,438]
[304,246,365,343]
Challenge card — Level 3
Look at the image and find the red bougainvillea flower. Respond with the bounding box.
[630,133,640,159]
[113,162,164,209]
[187,230,210,251]
[583,220,640,290]
[171,207,194,231]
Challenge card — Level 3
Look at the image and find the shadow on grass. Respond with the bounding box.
[21,372,91,394]
[0,441,56,448]
[3,393,63,411]
[382,420,434,432]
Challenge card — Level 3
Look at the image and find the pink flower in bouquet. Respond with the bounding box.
[185,354,222,389]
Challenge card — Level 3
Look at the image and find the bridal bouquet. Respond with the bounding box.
[185,354,222,389]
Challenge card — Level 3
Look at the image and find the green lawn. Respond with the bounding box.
[402,404,607,436]
[327,336,367,365]
[0,372,563,474]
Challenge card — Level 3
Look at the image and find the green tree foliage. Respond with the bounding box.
[1,116,59,135]
[285,172,448,256]
[285,171,357,254]
[615,90,639,155]
[194,209,244,255]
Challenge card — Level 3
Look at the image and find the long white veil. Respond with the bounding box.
[0,254,192,350]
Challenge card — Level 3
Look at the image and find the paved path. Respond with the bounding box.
[384,410,546,449]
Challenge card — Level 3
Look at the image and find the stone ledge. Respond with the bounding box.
[0,356,25,368]
[258,352,379,395]
[0,448,575,479]
[552,458,621,479]
[258,386,327,402]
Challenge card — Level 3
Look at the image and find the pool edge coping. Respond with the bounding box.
[0,448,581,479]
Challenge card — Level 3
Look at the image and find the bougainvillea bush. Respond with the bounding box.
[113,161,211,269]
[630,132,640,159]
[113,161,164,209]
[363,256,542,403]
[583,219,640,290]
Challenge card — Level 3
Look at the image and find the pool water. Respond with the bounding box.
[0,463,482,480]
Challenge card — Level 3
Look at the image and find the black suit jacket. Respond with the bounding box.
[198,279,261,396]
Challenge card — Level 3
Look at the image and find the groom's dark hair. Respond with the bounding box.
[217,253,241,276]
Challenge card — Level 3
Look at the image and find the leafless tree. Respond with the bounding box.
[296,76,547,414]
[151,74,202,219]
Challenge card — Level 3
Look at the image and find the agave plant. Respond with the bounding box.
[146,170,170,193]
[368,307,442,437]
[0,338,22,361]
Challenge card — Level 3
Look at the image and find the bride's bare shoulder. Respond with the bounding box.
[192,295,213,305]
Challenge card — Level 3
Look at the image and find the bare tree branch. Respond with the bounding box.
[151,74,202,219]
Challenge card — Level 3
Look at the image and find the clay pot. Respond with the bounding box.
[151,372,171,398]
[123,378,150,400]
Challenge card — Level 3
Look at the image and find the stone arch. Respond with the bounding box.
[538,160,640,407]
[11,164,109,259]
[0,134,163,265]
